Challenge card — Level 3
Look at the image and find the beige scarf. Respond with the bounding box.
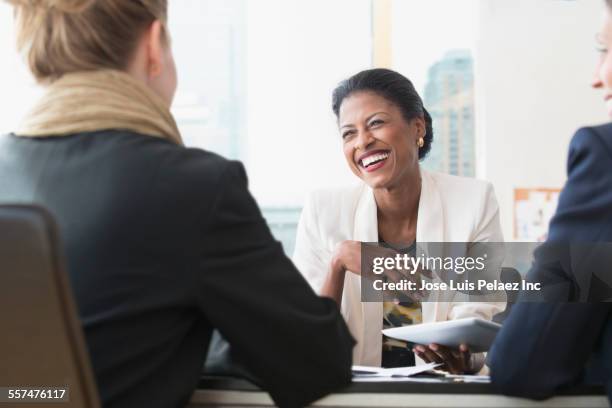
[16,69,182,145]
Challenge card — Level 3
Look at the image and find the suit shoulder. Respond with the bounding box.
[119,131,237,183]
[131,133,229,171]
[567,124,612,171]
[99,131,244,203]
[584,122,612,139]
[572,123,612,157]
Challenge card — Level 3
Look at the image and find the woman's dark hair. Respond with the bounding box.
[332,68,433,160]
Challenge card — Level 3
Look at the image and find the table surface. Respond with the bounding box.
[197,375,605,396]
[188,375,608,408]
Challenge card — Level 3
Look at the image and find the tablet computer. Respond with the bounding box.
[381,317,501,353]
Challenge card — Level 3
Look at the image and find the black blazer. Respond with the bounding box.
[0,130,355,408]
[489,124,612,401]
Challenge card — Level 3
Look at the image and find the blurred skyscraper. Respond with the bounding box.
[422,50,475,177]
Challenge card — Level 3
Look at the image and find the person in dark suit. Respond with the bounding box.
[489,0,612,401]
[0,1,354,407]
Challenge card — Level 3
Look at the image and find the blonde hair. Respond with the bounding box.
[5,0,168,83]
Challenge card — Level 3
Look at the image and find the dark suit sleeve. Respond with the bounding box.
[194,161,354,408]
[489,127,612,397]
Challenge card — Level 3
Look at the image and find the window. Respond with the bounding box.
[0,0,483,252]
[169,0,247,159]
[392,0,477,178]
[170,0,372,255]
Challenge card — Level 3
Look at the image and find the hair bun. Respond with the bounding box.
[51,0,95,13]
[47,0,94,13]
[6,0,95,13]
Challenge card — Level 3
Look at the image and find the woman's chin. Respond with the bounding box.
[362,175,391,190]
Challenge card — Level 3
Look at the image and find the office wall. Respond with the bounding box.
[245,0,372,207]
[474,0,606,240]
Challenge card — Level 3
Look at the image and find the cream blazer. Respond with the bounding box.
[292,169,505,366]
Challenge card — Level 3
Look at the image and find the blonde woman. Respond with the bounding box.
[0,1,354,407]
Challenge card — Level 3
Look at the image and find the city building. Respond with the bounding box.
[422,49,475,177]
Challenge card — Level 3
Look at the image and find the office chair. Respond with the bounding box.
[0,205,100,407]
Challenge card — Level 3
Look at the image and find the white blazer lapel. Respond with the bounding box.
[350,172,448,365]
[416,170,449,323]
[416,170,444,243]
[354,171,446,243]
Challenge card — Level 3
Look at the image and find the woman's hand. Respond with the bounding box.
[331,240,362,276]
[322,240,426,304]
[413,343,473,374]
[330,240,416,278]
[320,241,360,304]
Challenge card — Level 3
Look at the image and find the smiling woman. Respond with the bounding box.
[337,90,426,192]
[293,68,505,373]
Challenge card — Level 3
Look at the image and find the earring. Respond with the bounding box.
[417,137,424,148]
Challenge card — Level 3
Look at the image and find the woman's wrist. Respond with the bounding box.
[329,253,347,287]
[330,245,346,277]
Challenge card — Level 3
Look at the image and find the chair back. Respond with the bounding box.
[0,205,100,407]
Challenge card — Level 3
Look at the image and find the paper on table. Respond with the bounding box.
[353,376,447,383]
[352,362,441,378]
[353,374,490,383]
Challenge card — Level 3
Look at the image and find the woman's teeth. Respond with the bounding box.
[362,152,389,168]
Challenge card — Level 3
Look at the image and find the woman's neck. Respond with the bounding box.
[374,167,421,243]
